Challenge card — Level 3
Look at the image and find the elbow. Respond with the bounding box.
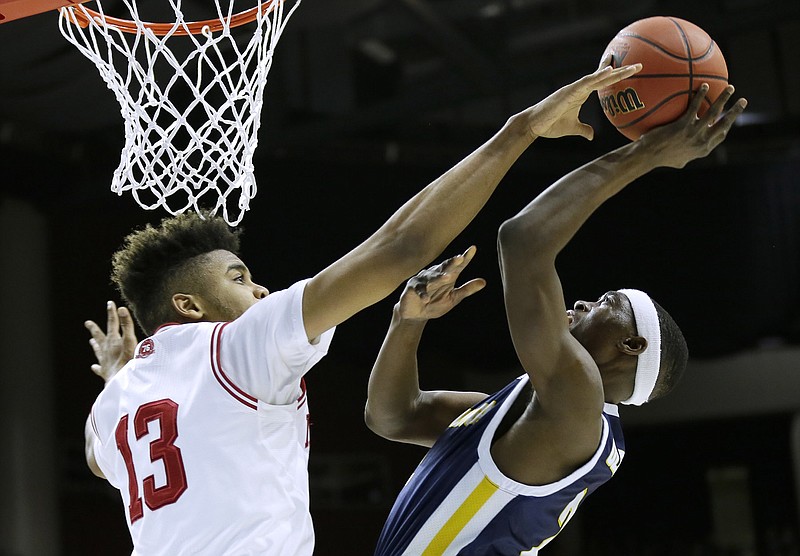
[497,218,556,271]
[364,402,410,442]
[85,443,105,479]
[498,218,537,257]
[364,409,392,441]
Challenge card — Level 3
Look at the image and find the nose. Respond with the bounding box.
[574,300,593,312]
[254,284,269,299]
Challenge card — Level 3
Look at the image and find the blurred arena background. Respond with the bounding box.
[1,0,799,553]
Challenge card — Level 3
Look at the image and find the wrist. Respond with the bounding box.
[505,111,539,144]
[391,304,430,328]
[614,139,662,175]
[630,131,676,171]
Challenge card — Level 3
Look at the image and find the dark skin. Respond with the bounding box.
[84,61,645,478]
[365,82,747,486]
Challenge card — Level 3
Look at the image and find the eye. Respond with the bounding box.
[234,275,245,283]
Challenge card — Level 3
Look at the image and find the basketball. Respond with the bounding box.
[597,16,728,141]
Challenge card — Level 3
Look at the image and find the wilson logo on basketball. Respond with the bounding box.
[600,87,645,119]
[136,338,156,359]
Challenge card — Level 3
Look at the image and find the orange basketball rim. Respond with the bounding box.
[0,0,278,34]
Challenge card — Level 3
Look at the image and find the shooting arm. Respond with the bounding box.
[498,140,658,392]
[497,83,745,444]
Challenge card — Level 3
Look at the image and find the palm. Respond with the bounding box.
[396,247,486,322]
[399,278,462,320]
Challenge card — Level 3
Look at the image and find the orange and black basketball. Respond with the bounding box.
[597,16,728,141]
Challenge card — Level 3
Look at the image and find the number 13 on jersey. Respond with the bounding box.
[114,399,188,522]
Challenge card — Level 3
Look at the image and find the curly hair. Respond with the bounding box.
[649,299,689,401]
[111,212,242,335]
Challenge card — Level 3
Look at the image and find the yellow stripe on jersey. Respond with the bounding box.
[421,476,498,555]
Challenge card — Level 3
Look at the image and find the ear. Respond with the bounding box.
[171,293,206,322]
[618,335,648,356]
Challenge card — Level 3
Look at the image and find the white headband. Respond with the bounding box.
[618,289,661,406]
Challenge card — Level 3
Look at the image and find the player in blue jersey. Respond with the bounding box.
[366,83,747,555]
[82,60,649,555]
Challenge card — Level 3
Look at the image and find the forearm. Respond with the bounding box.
[84,415,105,478]
[365,309,428,438]
[499,139,660,259]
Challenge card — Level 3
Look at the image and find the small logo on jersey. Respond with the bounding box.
[605,438,625,475]
[449,400,496,428]
[136,338,156,359]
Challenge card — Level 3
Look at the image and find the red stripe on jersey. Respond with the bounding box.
[90,409,100,438]
[210,323,258,410]
[216,322,259,404]
[153,322,182,334]
[297,378,307,409]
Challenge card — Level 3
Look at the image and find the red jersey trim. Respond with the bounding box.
[210,323,258,411]
[297,378,307,410]
[90,409,100,438]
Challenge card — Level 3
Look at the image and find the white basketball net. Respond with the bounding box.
[58,0,301,225]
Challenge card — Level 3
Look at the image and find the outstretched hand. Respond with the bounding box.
[397,246,486,321]
[84,301,138,383]
[525,55,642,141]
[639,83,747,168]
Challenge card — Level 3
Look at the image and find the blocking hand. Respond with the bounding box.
[525,55,642,140]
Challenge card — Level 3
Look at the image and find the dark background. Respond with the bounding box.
[1,0,800,554]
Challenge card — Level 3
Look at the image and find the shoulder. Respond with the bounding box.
[488,376,606,486]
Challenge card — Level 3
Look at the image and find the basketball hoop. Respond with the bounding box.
[58,0,301,225]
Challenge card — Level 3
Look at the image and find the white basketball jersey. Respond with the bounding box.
[89,280,335,555]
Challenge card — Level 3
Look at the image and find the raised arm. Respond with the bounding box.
[365,247,488,447]
[301,63,643,341]
[83,301,138,478]
[494,85,746,475]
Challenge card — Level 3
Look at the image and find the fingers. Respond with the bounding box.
[442,245,477,271]
[85,319,106,344]
[106,300,120,338]
[452,278,487,302]
[118,306,138,354]
[689,83,746,146]
[576,122,594,141]
[709,96,747,145]
[686,83,710,120]
[89,337,102,363]
[407,246,480,299]
[597,52,614,71]
[589,63,641,89]
[701,84,734,124]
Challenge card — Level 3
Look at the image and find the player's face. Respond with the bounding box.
[196,250,269,322]
[566,290,636,363]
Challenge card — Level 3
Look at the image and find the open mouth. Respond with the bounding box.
[566,310,574,325]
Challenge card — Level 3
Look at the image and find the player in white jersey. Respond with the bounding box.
[366,83,747,554]
[90,282,326,554]
[83,61,645,555]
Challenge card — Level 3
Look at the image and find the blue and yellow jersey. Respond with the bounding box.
[375,375,625,555]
